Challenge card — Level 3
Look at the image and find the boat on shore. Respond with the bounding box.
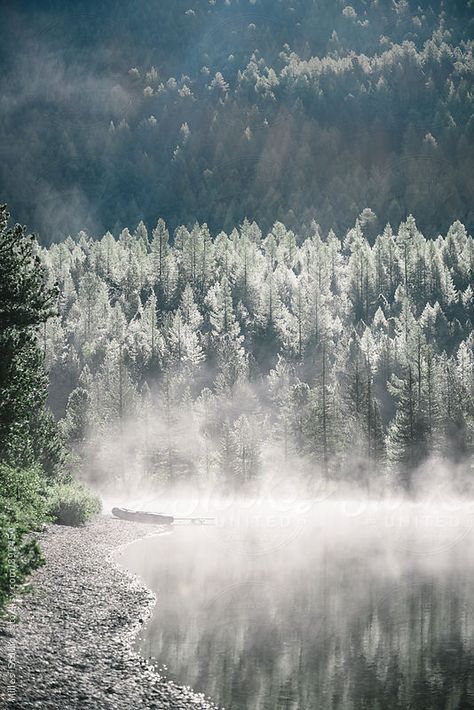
[112,507,215,525]
[112,507,174,525]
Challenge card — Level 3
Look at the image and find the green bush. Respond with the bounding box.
[47,482,102,526]
[0,465,48,611]
[0,516,44,611]
[0,467,102,612]
[0,464,49,527]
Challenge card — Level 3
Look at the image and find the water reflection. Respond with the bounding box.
[119,504,474,709]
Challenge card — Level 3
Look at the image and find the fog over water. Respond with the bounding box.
[117,496,474,709]
[0,0,472,707]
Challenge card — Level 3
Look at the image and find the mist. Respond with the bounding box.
[116,492,474,708]
[2,2,473,708]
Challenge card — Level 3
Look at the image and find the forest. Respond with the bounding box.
[0,0,473,618]
[1,1,474,706]
[0,0,473,240]
[42,215,474,494]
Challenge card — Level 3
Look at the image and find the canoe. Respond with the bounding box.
[112,507,174,525]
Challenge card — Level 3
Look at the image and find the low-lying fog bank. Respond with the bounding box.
[105,490,474,554]
[118,496,474,710]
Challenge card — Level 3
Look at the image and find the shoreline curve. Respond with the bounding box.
[0,516,217,709]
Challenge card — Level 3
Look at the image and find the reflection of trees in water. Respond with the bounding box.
[212,580,474,709]
[132,533,474,709]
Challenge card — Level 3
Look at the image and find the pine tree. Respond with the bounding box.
[347,222,376,322]
[60,387,92,470]
[304,343,341,478]
[387,366,430,490]
[179,283,203,331]
[142,291,162,365]
[206,276,246,389]
[165,311,204,368]
[437,354,473,463]
[0,205,62,474]
[268,356,294,460]
[217,421,238,484]
[151,218,172,302]
[75,272,110,343]
[230,415,261,484]
[345,343,385,488]
[97,342,137,433]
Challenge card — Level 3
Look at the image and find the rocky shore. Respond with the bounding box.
[0,517,217,709]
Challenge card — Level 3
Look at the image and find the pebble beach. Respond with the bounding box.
[0,517,217,710]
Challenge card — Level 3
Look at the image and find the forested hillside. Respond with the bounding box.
[1,0,473,493]
[2,3,474,699]
[42,216,474,492]
[1,0,473,240]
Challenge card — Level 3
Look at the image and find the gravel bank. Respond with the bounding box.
[0,517,217,710]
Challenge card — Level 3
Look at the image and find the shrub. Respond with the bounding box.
[0,464,49,527]
[0,468,101,611]
[47,482,102,527]
[0,516,44,611]
[0,464,48,611]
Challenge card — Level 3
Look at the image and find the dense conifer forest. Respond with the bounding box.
[0,0,473,240]
[1,0,473,611]
[42,216,474,492]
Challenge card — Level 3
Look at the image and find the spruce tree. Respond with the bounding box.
[0,205,62,475]
[387,366,430,490]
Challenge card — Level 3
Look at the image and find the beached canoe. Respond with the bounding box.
[112,507,215,525]
[112,507,174,525]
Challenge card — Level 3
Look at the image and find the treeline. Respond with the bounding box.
[1,0,473,240]
[43,215,474,492]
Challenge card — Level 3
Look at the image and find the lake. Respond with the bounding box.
[118,500,474,709]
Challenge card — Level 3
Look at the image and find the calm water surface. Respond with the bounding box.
[119,502,474,709]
